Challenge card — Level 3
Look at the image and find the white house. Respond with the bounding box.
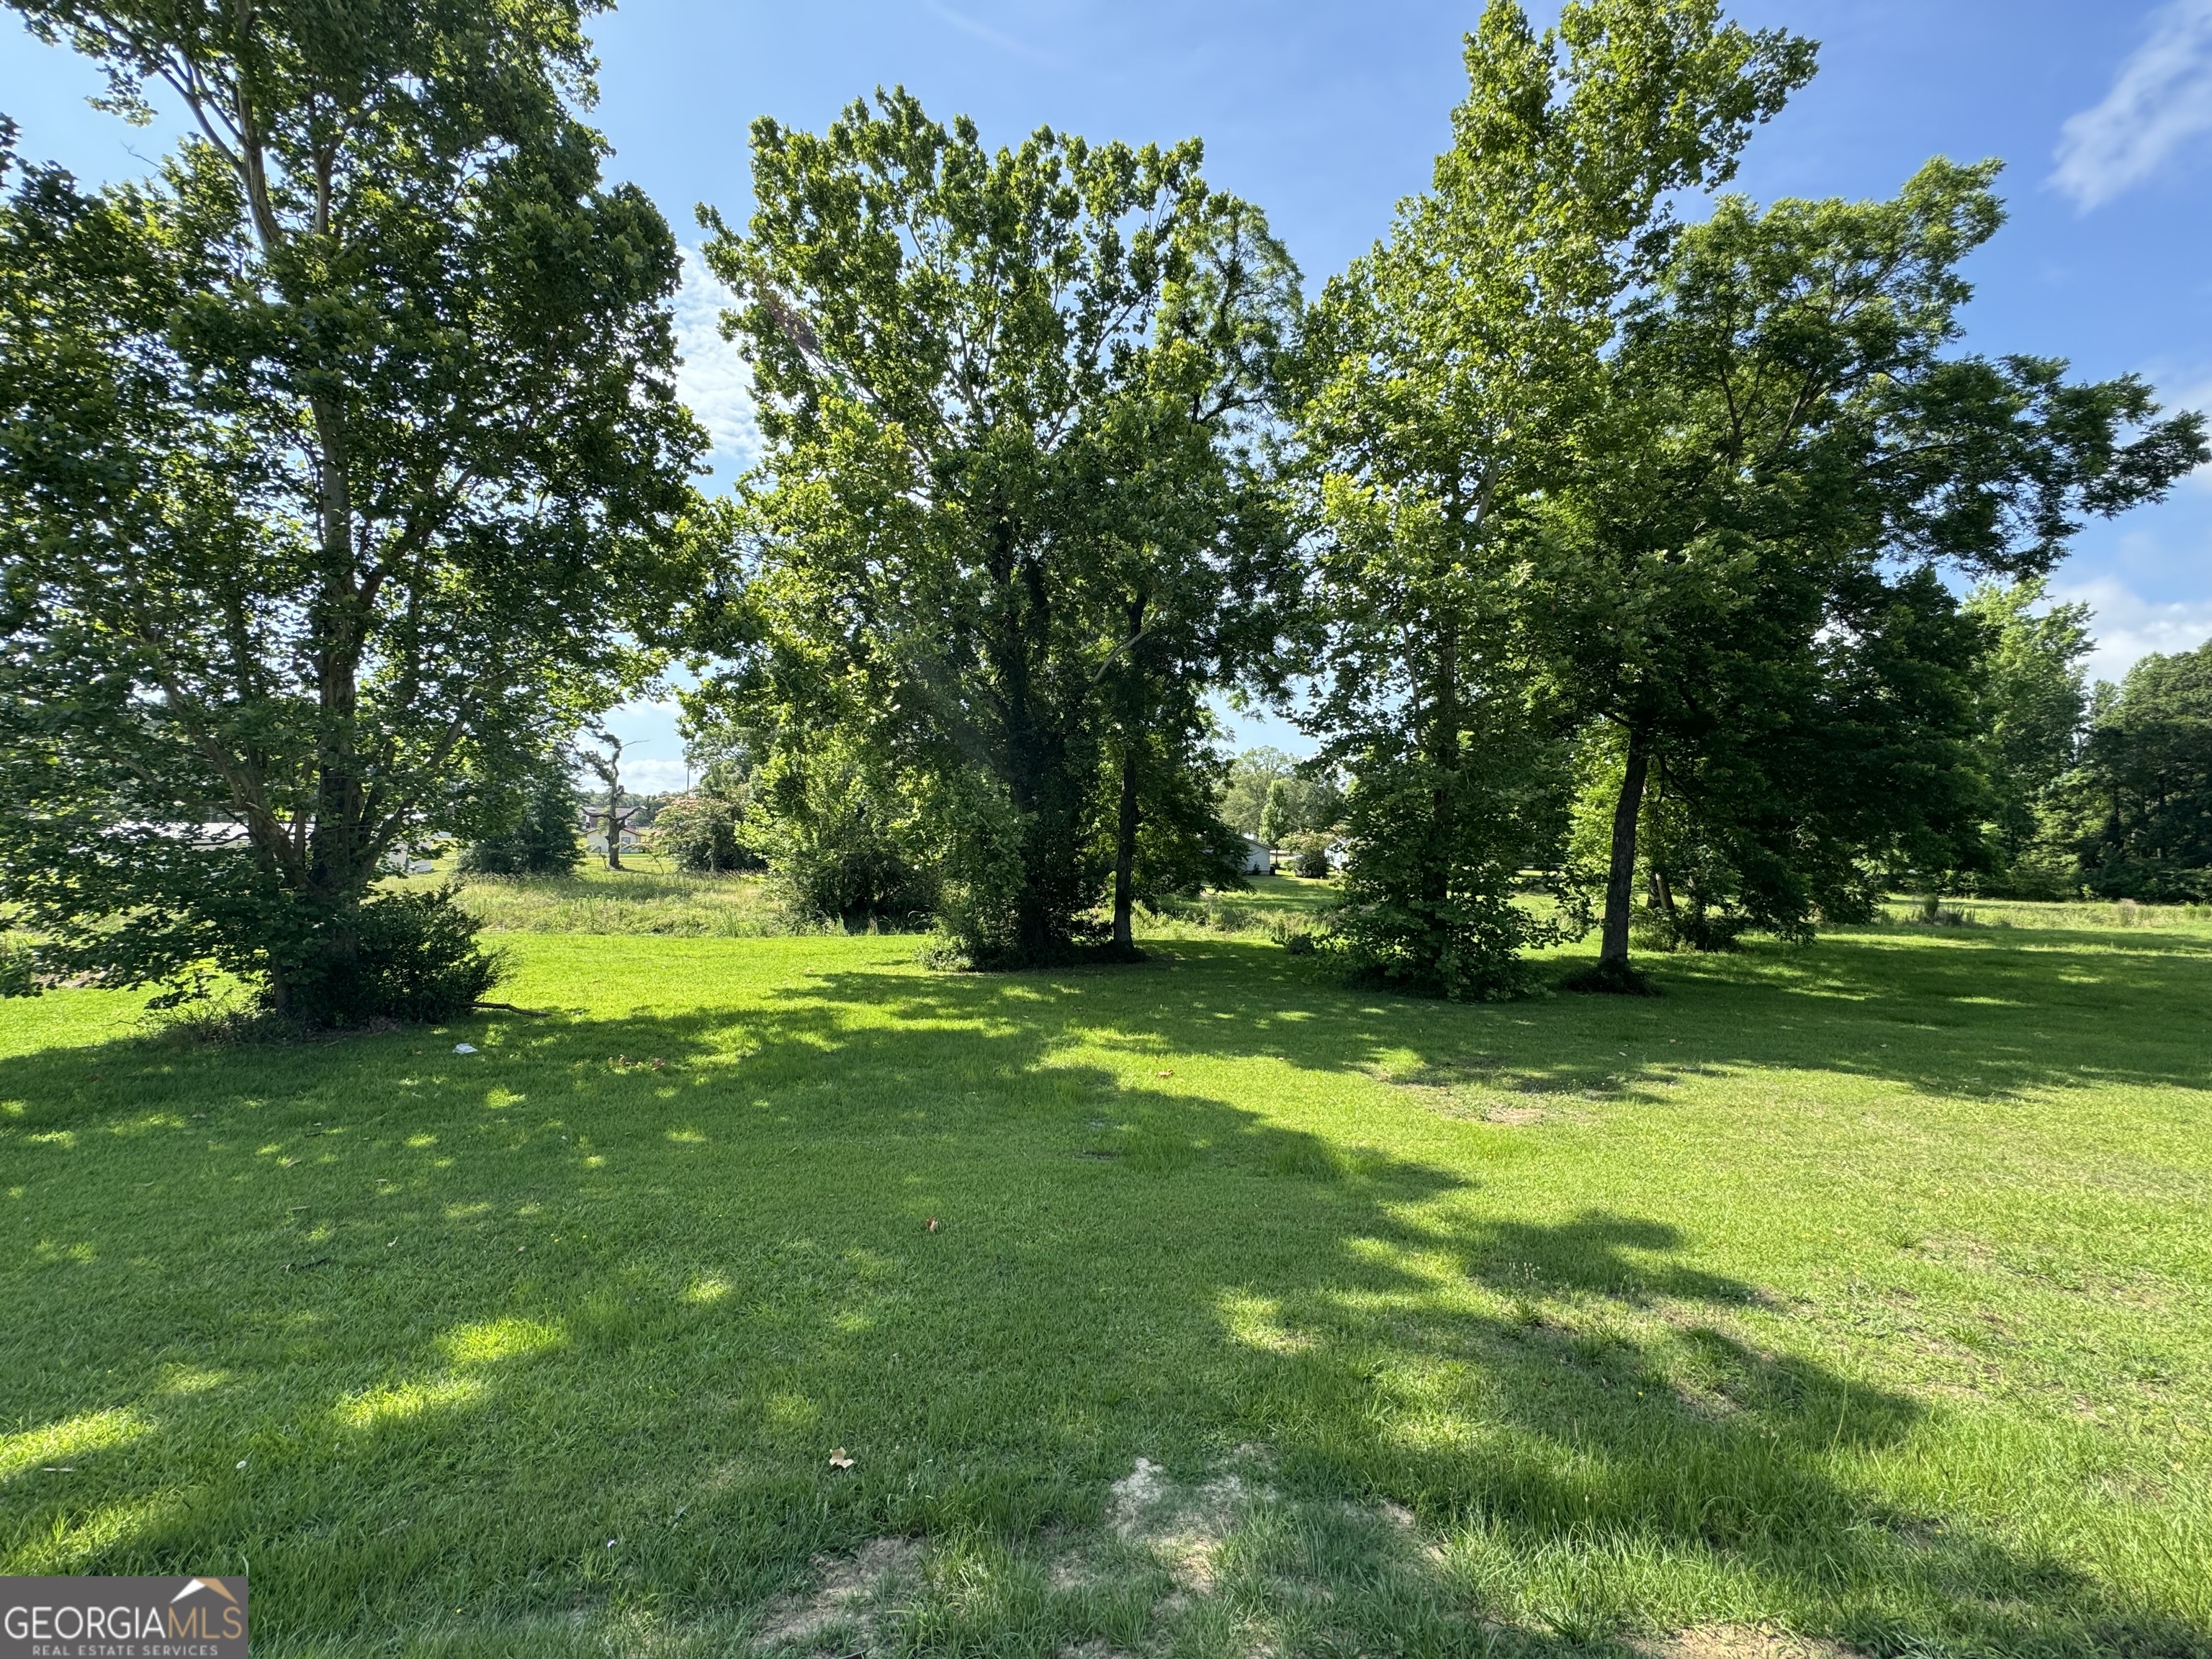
[1237,835,1274,876]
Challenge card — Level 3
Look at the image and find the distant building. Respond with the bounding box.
[1237,835,1274,876]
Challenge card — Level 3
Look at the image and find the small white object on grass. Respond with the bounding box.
[453,1043,477,1054]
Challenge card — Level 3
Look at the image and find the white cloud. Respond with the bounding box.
[671,246,760,479]
[2052,0,2212,210]
[614,756,693,795]
[2051,575,2212,684]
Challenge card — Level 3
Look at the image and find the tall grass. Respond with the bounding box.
[423,865,806,938]
[1876,894,2212,933]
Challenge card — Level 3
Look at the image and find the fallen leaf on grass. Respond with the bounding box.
[926,1217,939,1233]
[1156,1069,1175,1078]
[828,1448,855,1470]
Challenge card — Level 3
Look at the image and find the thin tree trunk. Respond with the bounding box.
[1423,616,1461,916]
[1599,734,1651,968]
[1110,590,1148,958]
[1112,736,1141,955]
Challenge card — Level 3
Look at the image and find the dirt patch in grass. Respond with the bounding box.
[1637,1625,1868,1659]
[1108,1455,1253,1591]
[754,1536,922,1650]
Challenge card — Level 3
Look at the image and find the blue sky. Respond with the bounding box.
[6,1,2208,783]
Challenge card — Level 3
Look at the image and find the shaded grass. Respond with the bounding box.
[1,920,2208,1655]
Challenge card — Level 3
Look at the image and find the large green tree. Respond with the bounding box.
[699,91,1295,966]
[0,1,705,1020]
[2061,642,2212,900]
[1957,579,2093,894]
[1545,161,2206,981]
[1298,0,1813,998]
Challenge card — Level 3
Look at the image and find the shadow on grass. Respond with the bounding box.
[0,939,2203,1655]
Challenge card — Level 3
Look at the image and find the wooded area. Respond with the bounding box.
[0,0,2203,1020]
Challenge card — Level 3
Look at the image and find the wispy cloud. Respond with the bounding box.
[2052,575,2212,684]
[2052,0,2212,210]
[671,246,760,480]
[922,0,1057,66]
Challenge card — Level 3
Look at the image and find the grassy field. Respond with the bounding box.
[423,863,1343,941]
[2,904,2208,1656]
[423,862,794,938]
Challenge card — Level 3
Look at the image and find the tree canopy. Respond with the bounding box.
[693,89,1299,964]
[3,0,2206,1018]
[1543,158,2204,981]
[0,0,706,1020]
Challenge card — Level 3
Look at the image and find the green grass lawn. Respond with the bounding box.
[3,917,2208,1657]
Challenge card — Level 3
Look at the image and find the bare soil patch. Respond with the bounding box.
[754,1536,922,1650]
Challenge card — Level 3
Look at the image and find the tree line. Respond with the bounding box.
[1,0,2203,1023]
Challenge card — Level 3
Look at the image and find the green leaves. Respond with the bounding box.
[698,91,1298,962]
[0,0,705,1012]
[1298,0,1815,996]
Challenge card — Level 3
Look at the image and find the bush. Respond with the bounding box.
[273,886,505,1027]
[759,763,937,934]
[1632,904,1747,952]
[1560,956,1660,996]
[0,932,40,998]
[1292,842,1331,879]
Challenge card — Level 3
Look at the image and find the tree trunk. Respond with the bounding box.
[1110,590,1148,959]
[1599,734,1651,967]
[1422,615,1461,917]
[295,392,369,1018]
[1112,736,1141,955]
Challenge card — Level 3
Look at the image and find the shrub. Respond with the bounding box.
[273,886,505,1027]
[759,765,937,934]
[0,932,40,998]
[1632,904,1748,952]
[1293,842,1331,880]
[1560,957,1659,996]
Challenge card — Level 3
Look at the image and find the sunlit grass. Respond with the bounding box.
[2,914,2208,1655]
[413,859,801,938]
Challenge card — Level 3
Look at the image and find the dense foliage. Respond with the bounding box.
[1298,0,1815,998]
[1546,158,2203,983]
[459,762,587,878]
[0,0,705,1022]
[3,0,2205,1015]
[2062,643,2212,901]
[692,90,1298,964]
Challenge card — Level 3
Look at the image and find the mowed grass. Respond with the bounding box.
[2,917,2209,1657]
